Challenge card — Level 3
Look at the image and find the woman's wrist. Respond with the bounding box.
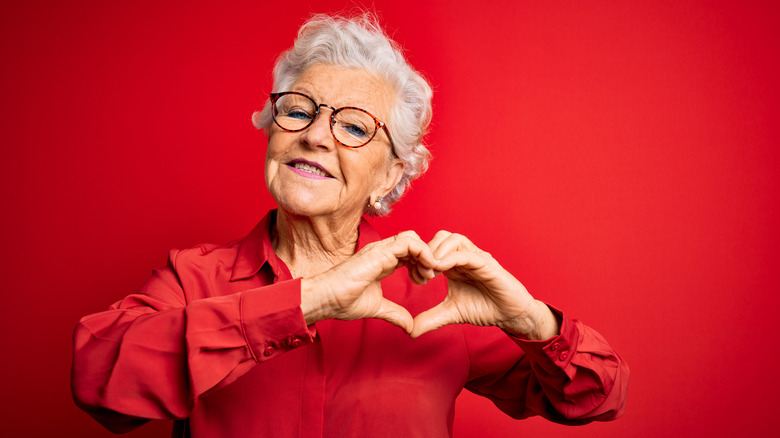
[500,300,559,341]
[300,276,333,325]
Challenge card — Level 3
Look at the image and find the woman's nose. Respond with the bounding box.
[300,108,336,151]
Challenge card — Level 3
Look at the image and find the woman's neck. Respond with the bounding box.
[272,209,362,278]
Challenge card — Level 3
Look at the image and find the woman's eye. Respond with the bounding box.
[343,124,369,138]
[286,108,313,120]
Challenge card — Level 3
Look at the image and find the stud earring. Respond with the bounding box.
[373,196,384,210]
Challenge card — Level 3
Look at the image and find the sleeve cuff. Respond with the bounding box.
[503,304,579,370]
[239,278,317,363]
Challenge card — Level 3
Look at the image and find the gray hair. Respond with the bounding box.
[252,13,433,216]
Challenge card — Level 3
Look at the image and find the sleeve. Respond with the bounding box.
[463,306,629,424]
[71,251,316,433]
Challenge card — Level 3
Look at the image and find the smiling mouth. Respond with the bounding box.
[287,161,334,178]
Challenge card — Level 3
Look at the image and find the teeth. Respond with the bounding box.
[294,162,329,177]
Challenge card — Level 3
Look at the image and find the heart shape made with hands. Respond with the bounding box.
[404,231,542,339]
[307,230,552,340]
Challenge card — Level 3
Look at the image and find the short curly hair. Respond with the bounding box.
[252,13,433,216]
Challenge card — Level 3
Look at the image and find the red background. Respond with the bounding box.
[1,1,778,437]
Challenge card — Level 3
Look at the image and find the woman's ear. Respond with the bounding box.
[377,157,405,198]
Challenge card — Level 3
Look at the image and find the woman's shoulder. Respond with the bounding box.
[168,213,275,273]
[166,238,243,272]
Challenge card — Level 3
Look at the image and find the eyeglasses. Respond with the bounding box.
[270,91,395,150]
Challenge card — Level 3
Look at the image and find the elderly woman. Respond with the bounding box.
[72,14,628,437]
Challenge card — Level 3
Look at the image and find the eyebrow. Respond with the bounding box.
[289,87,384,119]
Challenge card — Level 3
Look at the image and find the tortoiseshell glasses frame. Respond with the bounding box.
[270,91,395,150]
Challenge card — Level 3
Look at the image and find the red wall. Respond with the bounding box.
[2,1,778,436]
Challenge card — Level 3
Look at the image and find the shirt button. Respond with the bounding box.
[263,346,275,357]
[290,338,303,348]
[550,342,560,351]
[559,351,569,361]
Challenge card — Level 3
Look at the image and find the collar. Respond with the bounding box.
[230,210,381,281]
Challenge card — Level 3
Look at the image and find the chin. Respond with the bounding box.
[273,193,331,218]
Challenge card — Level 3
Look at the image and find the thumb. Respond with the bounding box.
[410,301,458,338]
[374,298,415,334]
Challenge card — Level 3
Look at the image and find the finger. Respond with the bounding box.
[430,232,480,261]
[397,230,422,240]
[410,301,459,338]
[375,230,421,250]
[409,263,428,285]
[417,265,436,281]
[427,230,452,254]
[390,234,439,269]
[374,298,415,334]
[407,262,423,284]
[434,250,492,276]
[379,229,420,242]
[365,233,436,281]
[407,257,435,284]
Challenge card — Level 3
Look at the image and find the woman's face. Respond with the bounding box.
[265,64,403,221]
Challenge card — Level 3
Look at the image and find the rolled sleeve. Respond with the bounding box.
[505,306,579,373]
[473,303,628,422]
[240,278,317,362]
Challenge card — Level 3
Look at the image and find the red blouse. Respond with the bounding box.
[72,210,629,437]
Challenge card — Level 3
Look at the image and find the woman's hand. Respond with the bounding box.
[411,231,559,340]
[301,231,438,334]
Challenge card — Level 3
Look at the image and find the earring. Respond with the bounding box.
[373,196,384,210]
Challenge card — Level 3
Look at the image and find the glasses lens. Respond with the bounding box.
[273,94,316,131]
[333,108,377,147]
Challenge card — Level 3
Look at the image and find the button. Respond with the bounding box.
[290,338,303,348]
[263,346,275,357]
[559,351,569,361]
[550,342,560,351]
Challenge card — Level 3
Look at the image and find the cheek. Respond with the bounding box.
[341,153,370,181]
[266,136,281,159]
[264,138,286,186]
[265,132,292,164]
[343,151,389,190]
[264,158,275,188]
[265,127,293,155]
